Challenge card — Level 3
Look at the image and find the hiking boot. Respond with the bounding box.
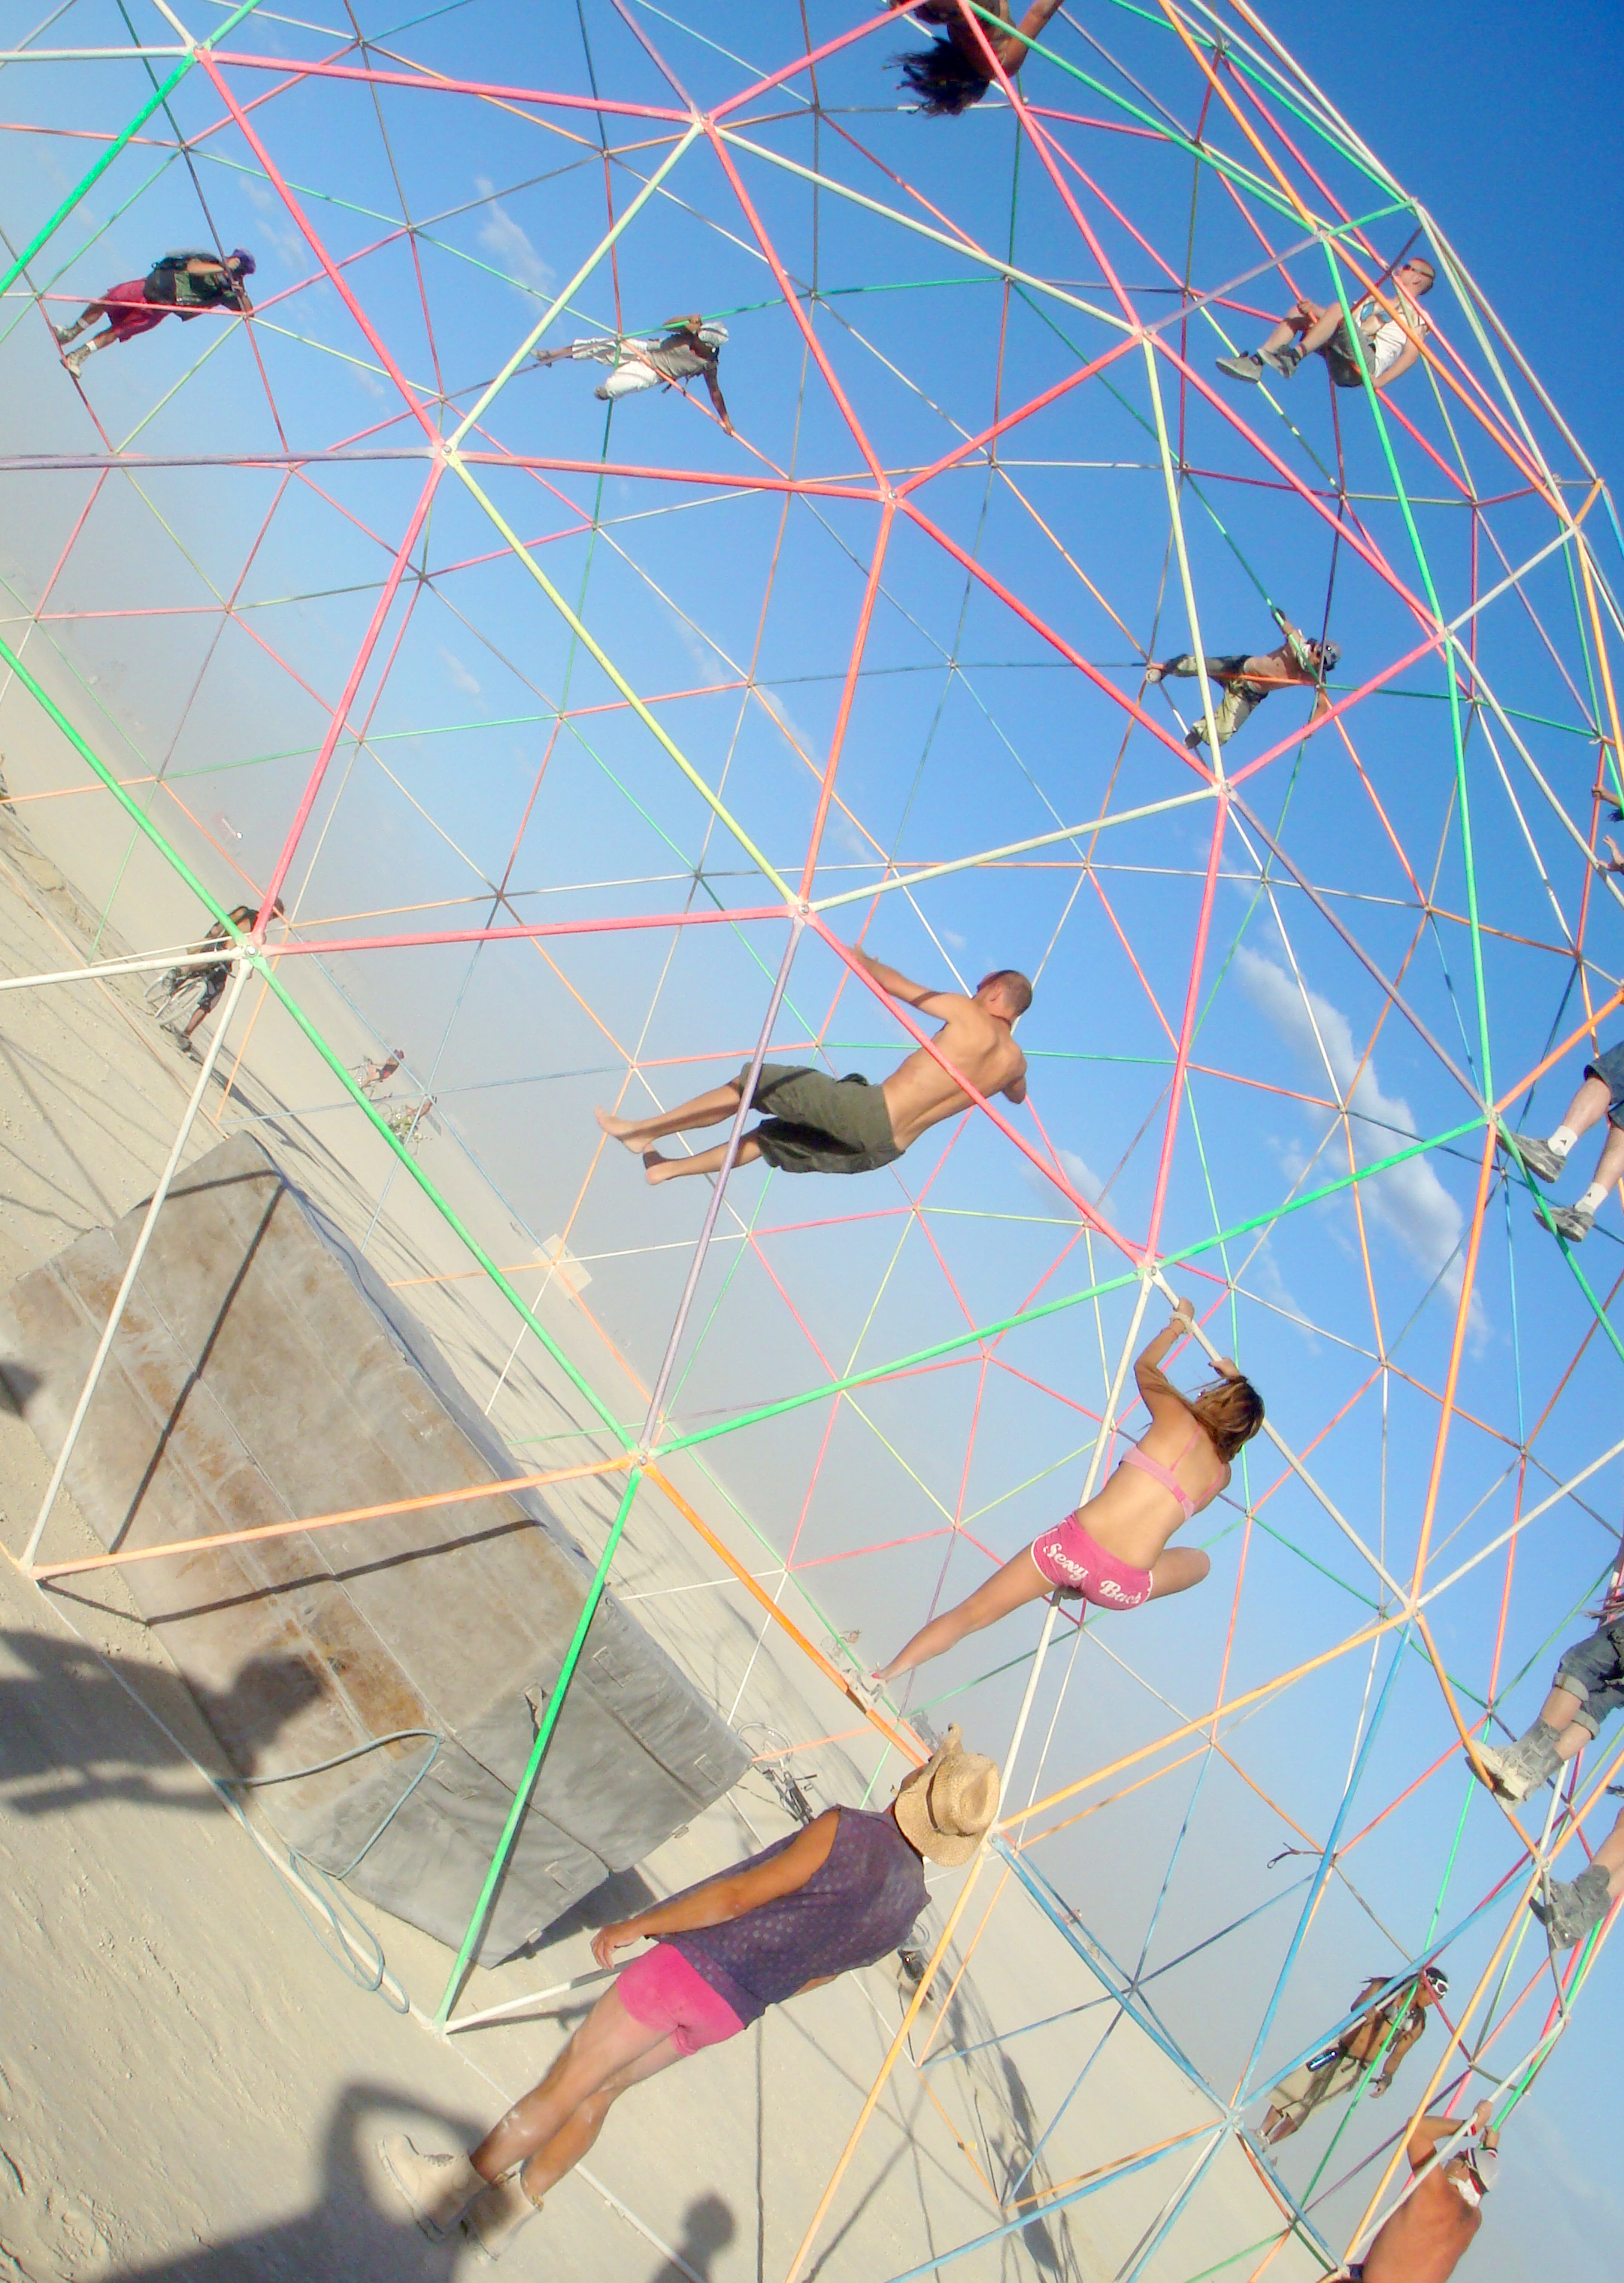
[1497,1129,1563,1184]
[62,346,89,379]
[1214,350,1265,383]
[53,321,80,344]
[1542,1202,1595,1244]
[467,2174,541,2260]
[1531,1860,1612,1949]
[1259,341,1303,379]
[377,2135,482,2241]
[1470,1721,1561,1802]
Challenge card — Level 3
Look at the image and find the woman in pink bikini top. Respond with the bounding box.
[874,1296,1264,1684]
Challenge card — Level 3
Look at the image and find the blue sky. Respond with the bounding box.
[1,5,1622,2275]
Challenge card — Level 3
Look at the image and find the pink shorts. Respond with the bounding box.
[90,280,166,344]
[616,1942,745,2056]
[1029,1514,1153,1609]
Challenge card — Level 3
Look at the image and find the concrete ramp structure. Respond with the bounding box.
[0,1133,747,1962]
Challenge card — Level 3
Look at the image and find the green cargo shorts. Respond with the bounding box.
[736,1062,901,1176]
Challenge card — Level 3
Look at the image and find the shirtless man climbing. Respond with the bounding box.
[595,948,1031,1186]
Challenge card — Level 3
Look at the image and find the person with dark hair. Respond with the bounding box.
[1498,1036,1624,1245]
[535,314,733,433]
[1216,255,1435,393]
[164,897,283,1056]
[595,948,1030,1186]
[872,1297,1265,1681]
[887,0,1066,116]
[1260,1966,1448,2145]
[1344,2103,1497,2283]
[1147,609,1339,750]
[55,248,256,379]
[377,1727,1000,2259]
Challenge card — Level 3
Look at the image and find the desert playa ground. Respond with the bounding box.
[0,782,1321,2281]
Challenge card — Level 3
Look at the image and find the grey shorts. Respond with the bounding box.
[736,1062,901,1177]
[1554,1618,1624,1738]
[1585,1040,1624,1133]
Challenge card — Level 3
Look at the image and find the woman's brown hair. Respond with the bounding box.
[1190,1372,1264,1463]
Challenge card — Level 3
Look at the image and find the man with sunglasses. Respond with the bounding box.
[1347,2100,1498,2281]
[1262,1964,1447,2144]
[1146,607,1338,753]
[1219,256,1435,393]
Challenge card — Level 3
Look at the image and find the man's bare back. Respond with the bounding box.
[862,954,1028,1149]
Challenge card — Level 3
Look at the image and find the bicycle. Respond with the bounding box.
[145,966,208,1028]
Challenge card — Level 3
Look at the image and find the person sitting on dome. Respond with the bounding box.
[1531,1802,1624,1950]
[534,314,733,433]
[1497,1032,1624,1245]
[1216,255,1435,393]
[54,248,256,379]
[1468,1590,1624,1805]
[887,0,1066,115]
[1147,610,1338,752]
[595,949,1030,1186]
[871,1298,1264,1683]
[377,1727,999,2260]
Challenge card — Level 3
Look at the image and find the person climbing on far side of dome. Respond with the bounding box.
[886,0,1066,117]
[534,314,734,434]
[55,249,256,380]
[1497,1031,1624,1245]
[1146,608,1339,751]
[377,1726,999,2260]
[871,1298,1264,1684]
[595,950,1030,1187]
[1216,254,1435,393]
[1260,1966,1449,2145]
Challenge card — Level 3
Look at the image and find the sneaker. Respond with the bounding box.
[1259,342,1303,379]
[1542,1202,1595,1244]
[377,2134,483,2241]
[1497,1129,1563,1184]
[1215,350,1265,383]
[467,2174,541,2260]
[1530,1860,1612,1950]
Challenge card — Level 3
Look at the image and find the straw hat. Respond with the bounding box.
[894,1725,1000,1866]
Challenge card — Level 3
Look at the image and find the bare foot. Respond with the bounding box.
[595,1105,647,1151]
[644,1151,680,1184]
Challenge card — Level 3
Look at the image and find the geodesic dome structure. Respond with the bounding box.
[3,2,1622,2276]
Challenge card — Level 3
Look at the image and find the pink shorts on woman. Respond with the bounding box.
[1029,1513,1153,1608]
[616,1941,745,2055]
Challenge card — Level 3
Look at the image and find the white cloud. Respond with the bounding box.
[474,177,553,293]
[440,647,481,697]
[1023,1145,1104,1214]
[244,179,306,269]
[1234,945,1486,1335]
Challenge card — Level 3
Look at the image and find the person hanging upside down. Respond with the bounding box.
[887,0,1065,115]
[1497,1032,1624,1244]
[377,1726,998,2260]
[595,950,1030,1186]
[872,1299,1264,1683]
[534,314,733,433]
[1216,256,1435,393]
[54,248,255,379]
[1147,609,1338,750]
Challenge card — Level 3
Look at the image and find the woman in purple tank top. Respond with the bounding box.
[379,1726,999,2259]
[873,1298,1264,1684]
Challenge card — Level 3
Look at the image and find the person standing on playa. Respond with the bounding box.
[164,901,282,1057]
[378,1727,999,2260]
[595,948,1030,1186]
[54,249,255,379]
[1344,2102,1498,2282]
[1498,1034,1624,1245]
[1260,1967,1447,2145]
[872,1298,1263,1681]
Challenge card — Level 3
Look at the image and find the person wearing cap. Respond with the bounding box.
[378,1727,999,2259]
[54,248,256,379]
[1345,2100,1498,2282]
[1216,254,1435,393]
[534,313,734,434]
[1260,1966,1448,2145]
[1145,610,1338,752]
